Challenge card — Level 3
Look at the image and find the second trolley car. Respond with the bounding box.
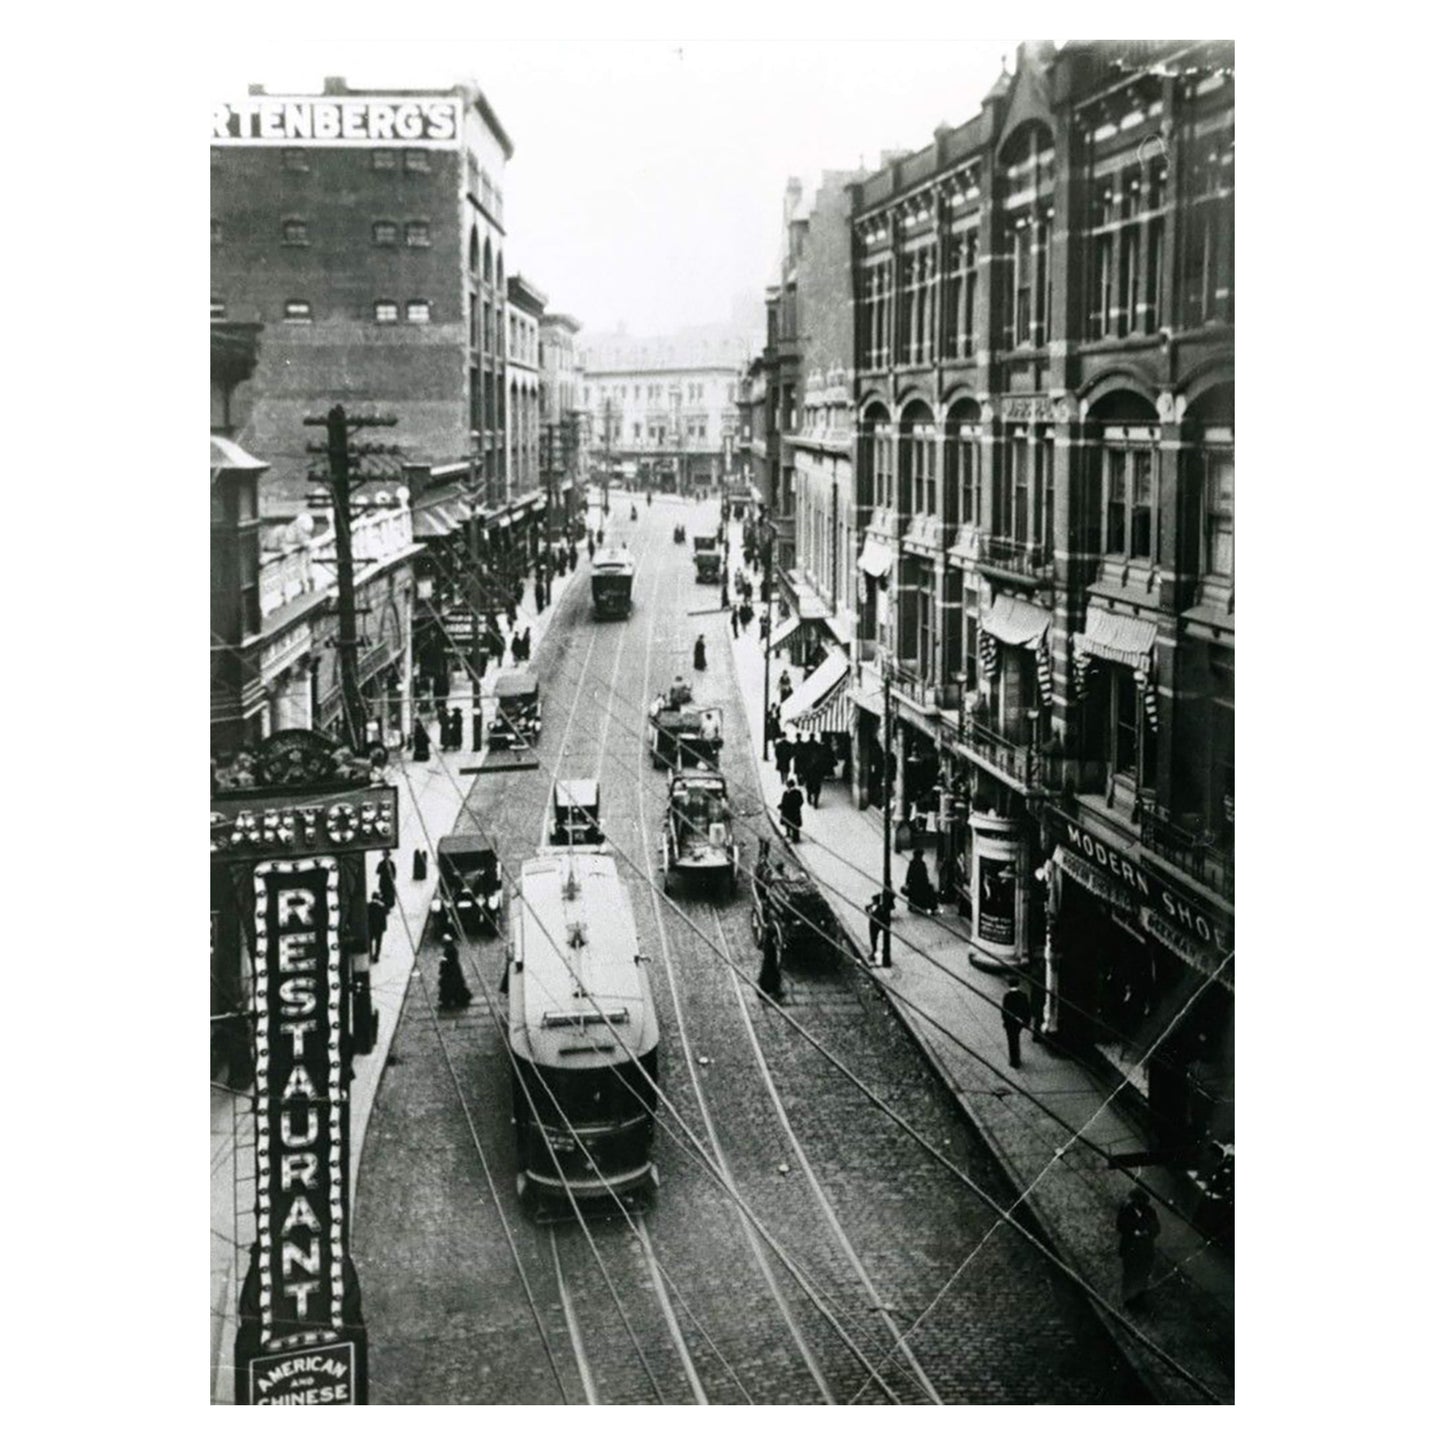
[505,849,660,1210]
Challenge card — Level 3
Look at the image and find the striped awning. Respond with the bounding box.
[792,679,852,734]
[1074,605,1158,671]
[981,595,1051,646]
[782,650,849,726]
[767,614,803,651]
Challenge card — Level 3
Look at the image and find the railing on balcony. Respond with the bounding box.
[1139,800,1235,897]
[977,535,1054,584]
[963,714,1043,790]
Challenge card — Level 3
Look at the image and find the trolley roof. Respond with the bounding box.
[593,547,635,574]
[509,852,657,1067]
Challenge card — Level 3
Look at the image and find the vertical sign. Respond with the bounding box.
[976,854,1017,946]
[252,859,347,1350]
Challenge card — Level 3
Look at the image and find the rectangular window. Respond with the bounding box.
[406,300,431,323]
[283,300,312,323]
[1010,435,1029,544]
[372,149,396,170]
[1013,224,1032,349]
[372,220,398,245]
[1113,669,1138,776]
[1105,451,1127,553]
[1120,226,1140,338]
[1040,439,1055,554]
[1205,452,1235,577]
[374,301,399,323]
[283,147,308,172]
[405,221,431,248]
[1129,451,1154,559]
[1091,231,1113,341]
[1038,215,1053,342]
[404,149,430,173]
[963,233,978,357]
[282,219,309,246]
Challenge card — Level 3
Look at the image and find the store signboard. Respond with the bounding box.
[211,786,398,861]
[213,96,460,147]
[252,860,347,1349]
[248,1342,357,1406]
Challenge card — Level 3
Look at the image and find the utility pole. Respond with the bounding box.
[305,404,398,753]
[882,660,894,970]
[761,516,775,761]
[602,396,613,515]
[468,461,485,753]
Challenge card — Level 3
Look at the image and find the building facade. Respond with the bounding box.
[579,326,749,493]
[845,39,1233,1155]
[211,77,515,515]
[540,312,586,540]
[506,275,547,501]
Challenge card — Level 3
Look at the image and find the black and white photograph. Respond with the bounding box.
[204,28,1239,1409]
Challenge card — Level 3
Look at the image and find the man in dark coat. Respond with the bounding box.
[366,891,388,962]
[730,606,740,639]
[801,737,827,807]
[437,932,473,1010]
[587,535,595,561]
[757,927,784,1002]
[411,717,431,763]
[693,634,707,671]
[903,848,938,914]
[1001,977,1032,1067]
[1116,1187,1161,1309]
[777,669,793,704]
[779,779,804,843]
[774,731,795,784]
[534,578,546,614]
[449,707,464,751]
[865,888,895,963]
[568,542,578,570]
[376,850,398,912]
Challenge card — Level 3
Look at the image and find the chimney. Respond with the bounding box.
[322,76,349,96]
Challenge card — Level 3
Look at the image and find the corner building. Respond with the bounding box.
[211,77,515,514]
[849,40,1233,1157]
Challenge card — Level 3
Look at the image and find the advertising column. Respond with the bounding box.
[970,812,1027,967]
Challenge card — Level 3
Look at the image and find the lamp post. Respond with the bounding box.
[761,515,775,762]
[881,654,894,970]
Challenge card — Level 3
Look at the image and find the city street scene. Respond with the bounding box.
[211,38,1234,1406]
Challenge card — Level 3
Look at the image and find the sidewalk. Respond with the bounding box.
[209,544,584,1404]
[721,521,1234,1405]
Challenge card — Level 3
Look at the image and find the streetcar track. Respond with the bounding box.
[710,908,946,1405]
[631,535,838,1405]
[551,1227,597,1404]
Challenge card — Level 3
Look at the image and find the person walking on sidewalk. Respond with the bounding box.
[778,669,793,705]
[587,534,595,562]
[779,778,805,843]
[376,850,398,913]
[774,730,795,784]
[693,634,707,671]
[903,848,939,915]
[730,605,740,639]
[1116,1186,1160,1309]
[866,888,896,963]
[1002,977,1032,1067]
[411,716,431,763]
[437,932,473,1010]
[366,891,388,962]
[757,926,784,1003]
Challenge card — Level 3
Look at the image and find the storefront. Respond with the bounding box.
[1043,805,1234,1156]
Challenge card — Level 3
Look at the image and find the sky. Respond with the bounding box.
[213,38,1019,341]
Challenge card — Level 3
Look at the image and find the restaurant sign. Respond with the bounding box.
[211,786,398,860]
[1051,810,1232,958]
[252,860,347,1350]
[248,1342,357,1406]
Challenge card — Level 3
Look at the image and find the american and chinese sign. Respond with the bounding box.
[252,860,346,1350]
[211,786,398,860]
[213,96,461,147]
[249,1343,357,1406]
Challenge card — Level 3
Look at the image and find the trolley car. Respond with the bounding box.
[506,849,660,1210]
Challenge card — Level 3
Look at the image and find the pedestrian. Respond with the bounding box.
[505,598,517,631]
[520,627,532,662]
[1001,976,1032,1068]
[437,932,473,1010]
[730,605,740,639]
[587,535,595,562]
[366,891,388,962]
[865,888,896,963]
[779,778,804,843]
[411,716,431,763]
[757,926,784,1002]
[778,669,793,705]
[739,601,754,631]
[376,849,398,912]
[774,730,795,783]
[510,630,522,665]
[801,736,826,807]
[449,707,463,751]
[568,542,578,571]
[759,613,770,642]
[1116,1186,1161,1309]
[903,848,939,915]
[534,578,546,614]
[694,634,707,671]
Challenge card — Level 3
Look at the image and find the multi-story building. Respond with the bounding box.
[578,326,750,494]
[846,39,1234,1155]
[506,275,547,500]
[540,312,586,539]
[211,76,515,512]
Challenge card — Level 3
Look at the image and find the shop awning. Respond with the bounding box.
[781,650,850,727]
[767,614,802,651]
[1074,606,1158,670]
[858,538,892,578]
[210,434,268,479]
[850,678,885,718]
[981,595,1051,647]
[1052,845,1135,912]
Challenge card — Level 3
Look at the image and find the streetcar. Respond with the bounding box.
[590,546,636,619]
[505,849,660,1210]
[691,531,723,584]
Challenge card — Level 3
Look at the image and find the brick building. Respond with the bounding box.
[840,39,1233,1154]
[540,313,586,540]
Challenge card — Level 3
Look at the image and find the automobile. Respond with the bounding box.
[489,669,541,749]
[660,768,740,895]
[431,834,504,935]
[749,837,845,968]
[647,697,722,770]
[549,777,604,847]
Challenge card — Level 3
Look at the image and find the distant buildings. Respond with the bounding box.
[578,325,752,493]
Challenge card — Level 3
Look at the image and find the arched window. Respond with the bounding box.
[898,399,936,520]
[469,226,480,277]
[858,402,891,515]
[1087,391,1159,564]
[483,236,493,289]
